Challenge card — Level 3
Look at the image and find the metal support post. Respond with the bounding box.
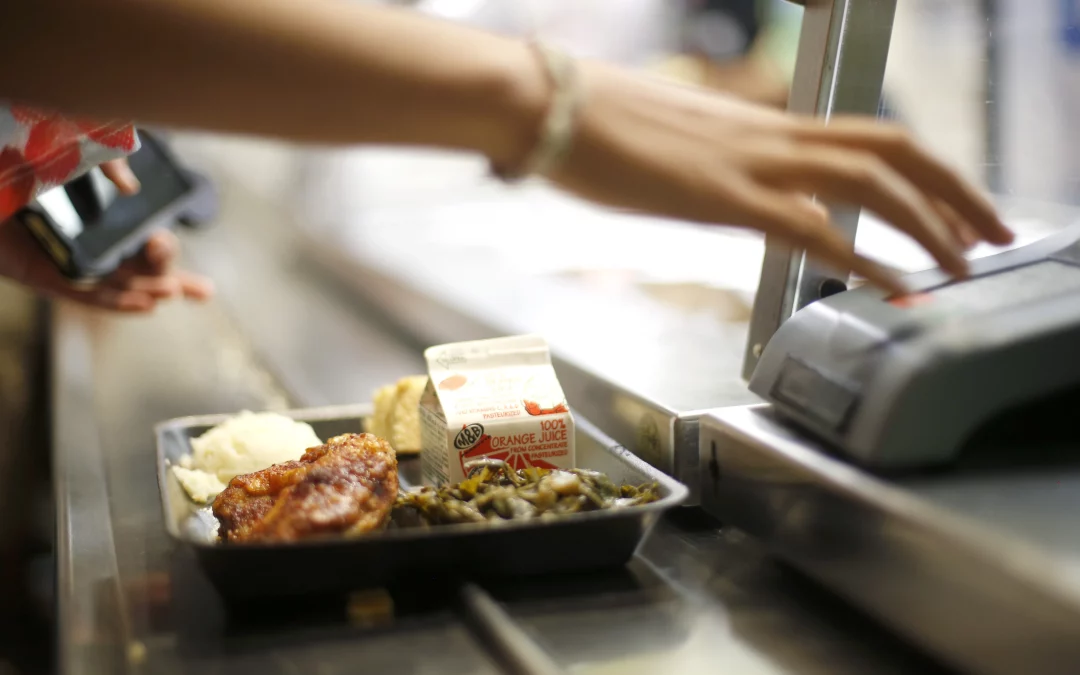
[742,0,898,380]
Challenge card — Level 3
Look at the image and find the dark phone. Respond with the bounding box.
[16,130,196,281]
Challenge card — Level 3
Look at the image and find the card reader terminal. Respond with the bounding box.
[748,223,1080,468]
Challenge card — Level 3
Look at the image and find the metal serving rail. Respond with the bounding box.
[51,167,952,675]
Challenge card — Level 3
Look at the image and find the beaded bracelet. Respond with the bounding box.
[490,40,584,183]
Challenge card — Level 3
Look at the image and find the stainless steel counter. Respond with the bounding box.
[699,404,1080,675]
[48,162,957,674]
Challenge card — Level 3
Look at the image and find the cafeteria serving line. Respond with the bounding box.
[48,145,951,675]
[11,1,1080,674]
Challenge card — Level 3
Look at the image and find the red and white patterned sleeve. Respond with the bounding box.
[0,105,139,221]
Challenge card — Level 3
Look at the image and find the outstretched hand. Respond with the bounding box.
[549,62,1014,294]
[0,158,214,312]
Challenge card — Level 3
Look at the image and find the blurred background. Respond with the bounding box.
[160,0,1080,405]
[7,1,1080,673]
[178,0,1080,310]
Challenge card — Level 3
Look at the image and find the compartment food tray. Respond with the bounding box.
[156,404,688,598]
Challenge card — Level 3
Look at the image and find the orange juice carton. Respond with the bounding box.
[419,334,575,486]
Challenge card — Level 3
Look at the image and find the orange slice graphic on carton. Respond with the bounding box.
[523,400,570,416]
[521,373,567,416]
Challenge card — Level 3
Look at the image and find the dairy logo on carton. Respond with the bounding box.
[454,422,485,450]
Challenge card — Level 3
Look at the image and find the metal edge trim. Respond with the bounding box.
[51,309,75,675]
[51,304,132,675]
[701,405,1080,612]
[152,402,375,436]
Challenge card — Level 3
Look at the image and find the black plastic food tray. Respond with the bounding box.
[156,404,688,598]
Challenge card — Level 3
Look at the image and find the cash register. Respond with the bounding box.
[746,222,1080,468]
[698,222,1080,675]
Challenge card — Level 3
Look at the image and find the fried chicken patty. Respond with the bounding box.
[212,433,398,543]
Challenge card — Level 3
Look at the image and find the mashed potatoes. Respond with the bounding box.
[172,411,322,503]
[171,466,228,504]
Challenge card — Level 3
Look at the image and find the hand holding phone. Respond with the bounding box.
[2,131,214,312]
[0,217,213,312]
[18,131,198,281]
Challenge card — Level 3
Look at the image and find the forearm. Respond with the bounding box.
[3,0,545,165]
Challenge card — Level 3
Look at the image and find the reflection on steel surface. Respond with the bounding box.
[699,404,1080,675]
